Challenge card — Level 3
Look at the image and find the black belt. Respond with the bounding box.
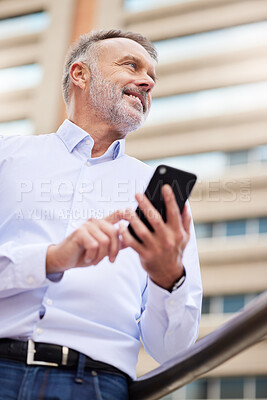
[0,339,127,378]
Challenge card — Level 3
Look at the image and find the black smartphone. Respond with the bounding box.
[128,165,197,243]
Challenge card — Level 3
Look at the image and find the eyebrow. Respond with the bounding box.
[118,54,158,83]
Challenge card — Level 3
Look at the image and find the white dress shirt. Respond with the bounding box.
[0,119,202,379]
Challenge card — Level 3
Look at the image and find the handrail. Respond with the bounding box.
[129,291,267,400]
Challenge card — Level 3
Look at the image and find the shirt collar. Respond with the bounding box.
[55,119,125,160]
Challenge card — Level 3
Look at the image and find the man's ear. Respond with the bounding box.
[69,62,90,90]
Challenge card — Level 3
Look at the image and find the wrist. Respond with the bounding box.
[46,244,62,274]
[150,264,185,291]
[168,267,186,292]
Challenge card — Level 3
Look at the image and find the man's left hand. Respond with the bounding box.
[119,184,191,291]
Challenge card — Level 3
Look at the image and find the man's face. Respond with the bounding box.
[87,38,156,134]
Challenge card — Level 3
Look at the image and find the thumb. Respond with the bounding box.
[104,209,127,224]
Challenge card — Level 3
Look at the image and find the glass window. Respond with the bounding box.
[0,120,34,136]
[145,152,226,180]
[0,12,50,39]
[223,295,245,314]
[154,22,267,64]
[256,376,267,399]
[195,223,213,239]
[228,150,249,166]
[0,64,43,93]
[201,297,210,314]
[145,145,267,179]
[259,217,267,234]
[226,220,246,236]
[257,145,267,162]
[146,82,267,126]
[124,0,187,12]
[220,377,244,399]
[186,379,208,399]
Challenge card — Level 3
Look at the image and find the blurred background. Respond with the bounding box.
[0,0,267,398]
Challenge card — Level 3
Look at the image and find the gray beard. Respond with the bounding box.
[89,70,147,134]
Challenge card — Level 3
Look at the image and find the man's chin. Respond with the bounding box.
[116,116,144,134]
[111,103,147,133]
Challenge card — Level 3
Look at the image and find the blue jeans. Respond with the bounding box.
[0,357,129,400]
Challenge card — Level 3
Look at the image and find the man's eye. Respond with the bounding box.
[126,62,136,69]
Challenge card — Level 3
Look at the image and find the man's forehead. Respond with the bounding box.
[97,37,153,62]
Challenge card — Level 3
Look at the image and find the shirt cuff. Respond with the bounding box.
[14,243,62,288]
[146,273,189,320]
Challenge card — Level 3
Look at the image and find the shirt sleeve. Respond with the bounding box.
[139,210,202,364]
[0,136,62,299]
[0,241,62,299]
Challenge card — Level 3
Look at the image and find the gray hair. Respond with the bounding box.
[62,29,158,105]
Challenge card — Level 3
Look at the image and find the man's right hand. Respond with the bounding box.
[46,210,127,274]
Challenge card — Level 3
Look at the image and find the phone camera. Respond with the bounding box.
[159,166,167,175]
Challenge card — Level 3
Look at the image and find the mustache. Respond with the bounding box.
[122,87,148,112]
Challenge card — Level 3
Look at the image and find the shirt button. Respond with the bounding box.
[46,299,53,306]
[78,188,83,194]
[71,222,76,228]
[170,300,175,305]
[86,161,91,167]
[27,276,34,284]
[36,328,43,335]
[167,331,172,336]
[85,139,91,145]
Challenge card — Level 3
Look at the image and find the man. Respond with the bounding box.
[0,30,202,399]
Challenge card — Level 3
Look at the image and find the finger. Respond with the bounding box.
[119,221,145,255]
[162,184,181,230]
[182,203,191,236]
[84,221,110,264]
[121,207,155,247]
[79,230,99,264]
[104,209,127,224]
[95,219,120,263]
[135,193,166,236]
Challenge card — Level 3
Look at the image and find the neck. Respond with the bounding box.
[68,115,125,158]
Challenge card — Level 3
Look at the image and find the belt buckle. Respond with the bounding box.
[26,339,60,367]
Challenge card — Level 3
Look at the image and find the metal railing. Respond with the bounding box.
[129,291,267,400]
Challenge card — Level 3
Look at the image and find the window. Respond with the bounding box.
[258,145,267,163]
[165,375,267,399]
[226,220,247,237]
[223,295,245,314]
[220,377,244,399]
[145,145,267,179]
[0,120,34,136]
[259,217,267,234]
[145,152,226,180]
[124,0,187,12]
[194,218,267,239]
[202,294,259,316]
[201,297,210,314]
[0,12,50,39]
[186,379,208,399]
[146,82,267,126]
[154,22,267,64]
[256,376,267,399]
[195,223,213,239]
[0,64,43,94]
[227,150,249,166]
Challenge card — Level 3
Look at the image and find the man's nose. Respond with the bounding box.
[136,75,155,93]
